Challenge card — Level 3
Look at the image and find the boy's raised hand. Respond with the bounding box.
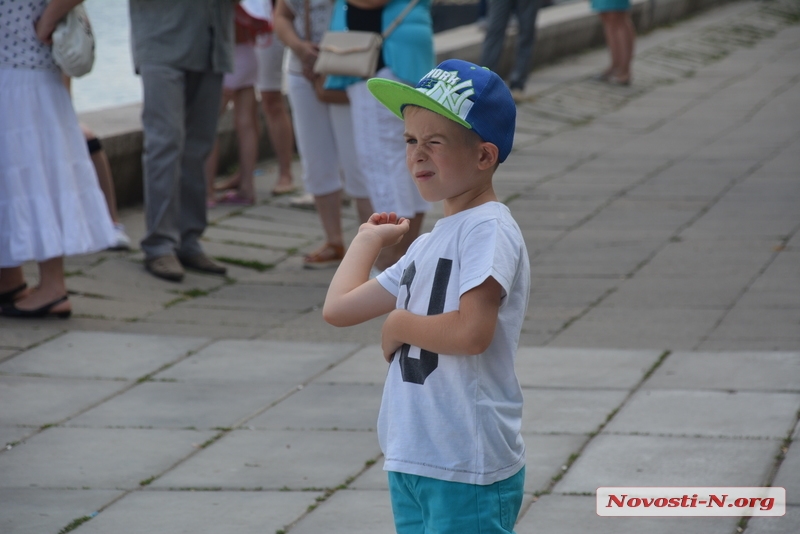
[359,212,410,249]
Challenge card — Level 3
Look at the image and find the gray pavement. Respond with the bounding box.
[1,1,800,532]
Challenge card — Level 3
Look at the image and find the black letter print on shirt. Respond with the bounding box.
[398,258,453,385]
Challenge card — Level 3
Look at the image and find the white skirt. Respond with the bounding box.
[0,68,115,268]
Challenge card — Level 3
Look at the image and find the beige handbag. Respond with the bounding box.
[304,0,349,104]
[314,0,420,79]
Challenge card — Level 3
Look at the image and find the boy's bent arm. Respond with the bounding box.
[382,277,503,361]
[323,214,409,327]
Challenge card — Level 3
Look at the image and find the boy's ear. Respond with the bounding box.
[477,142,500,171]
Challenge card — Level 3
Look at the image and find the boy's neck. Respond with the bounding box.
[443,182,497,217]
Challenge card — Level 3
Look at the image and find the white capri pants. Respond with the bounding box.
[347,67,429,218]
[287,72,370,198]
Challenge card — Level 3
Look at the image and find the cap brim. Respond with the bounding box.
[367,78,472,130]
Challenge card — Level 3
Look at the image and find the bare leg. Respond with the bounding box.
[260,90,295,194]
[605,12,633,82]
[232,87,259,202]
[79,125,119,222]
[599,12,615,77]
[12,257,71,314]
[205,91,233,202]
[354,197,374,225]
[313,190,345,248]
[0,267,30,300]
[621,12,636,80]
[375,213,424,271]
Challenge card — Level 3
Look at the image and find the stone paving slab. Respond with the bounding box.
[213,214,325,239]
[142,306,286,331]
[68,381,293,430]
[155,340,358,384]
[773,442,800,506]
[0,375,128,427]
[68,294,165,321]
[0,488,123,534]
[151,429,381,490]
[348,461,388,490]
[514,348,661,389]
[644,351,800,391]
[201,240,287,267]
[201,283,326,313]
[80,316,265,340]
[531,240,659,277]
[289,489,395,534]
[554,434,780,494]
[247,383,383,431]
[522,388,630,435]
[549,307,724,350]
[709,307,800,343]
[76,489,323,534]
[516,494,740,534]
[203,226,310,250]
[0,427,215,489]
[745,505,800,534]
[600,274,751,309]
[313,345,390,385]
[0,326,63,352]
[522,433,589,494]
[0,426,33,449]
[0,331,208,380]
[603,389,800,438]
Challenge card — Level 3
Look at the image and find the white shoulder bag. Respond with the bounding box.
[51,2,95,78]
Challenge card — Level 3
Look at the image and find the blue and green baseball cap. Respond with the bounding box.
[367,59,516,163]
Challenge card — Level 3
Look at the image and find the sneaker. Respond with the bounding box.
[109,223,131,251]
[303,243,345,269]
[145,254,185,282]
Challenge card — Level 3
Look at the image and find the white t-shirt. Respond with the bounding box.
[376,201,530,485]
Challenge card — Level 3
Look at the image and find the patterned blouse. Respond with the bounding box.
[0,0,58,71]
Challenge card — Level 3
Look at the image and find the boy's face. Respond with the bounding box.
[403,106,488,204]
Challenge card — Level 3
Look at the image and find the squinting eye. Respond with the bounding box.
[405,139,417,145]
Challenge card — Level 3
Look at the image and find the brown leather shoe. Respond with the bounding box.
[145,255,185,282]
[178,253,227,275]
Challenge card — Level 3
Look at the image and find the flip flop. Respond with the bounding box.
[217,191,255,206]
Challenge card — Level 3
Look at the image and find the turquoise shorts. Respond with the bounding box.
[388,467,526,534]
[591,0,630,12]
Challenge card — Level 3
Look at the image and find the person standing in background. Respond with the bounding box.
[326,0,434,273]
[480,0,541,101]
[254,0,297,197]
[1,0,117,318]
[129,0,235,282]
[274,0,375,269]
[591,0,635,85]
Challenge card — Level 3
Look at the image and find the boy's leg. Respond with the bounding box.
[389,468,526,534]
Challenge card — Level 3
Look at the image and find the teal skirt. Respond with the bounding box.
[591,0,630,12]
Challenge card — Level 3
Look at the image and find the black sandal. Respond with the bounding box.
[1,295,71,319]
[0,283,27,305]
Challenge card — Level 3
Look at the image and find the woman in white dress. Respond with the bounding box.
[0,0,116,318]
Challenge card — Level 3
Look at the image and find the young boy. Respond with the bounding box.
[323,59,530,533]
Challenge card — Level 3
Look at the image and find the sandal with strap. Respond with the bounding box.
[0,283,28,305]
[303,243,345,270]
